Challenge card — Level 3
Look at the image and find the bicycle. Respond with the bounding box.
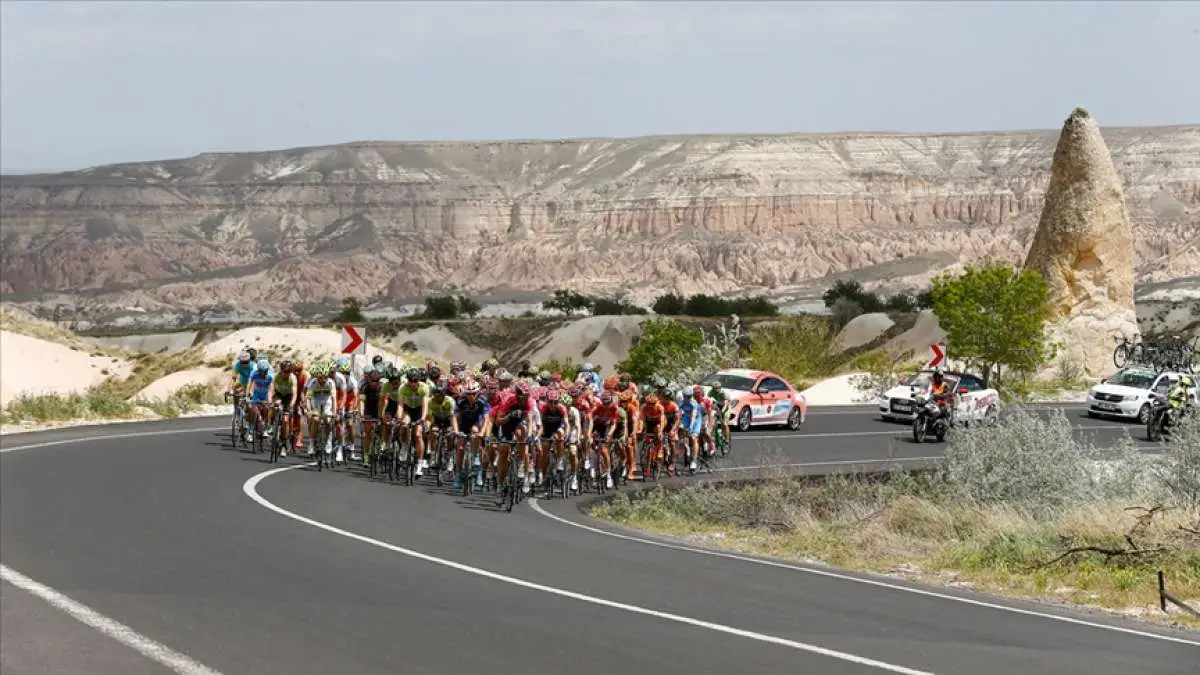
[455,432,480,496]
[312,413,335,472]
[429,426,454,488]
[393,420,421,486]
[267,403,286,463]
[541,436,571,500]
[225,392,248,449]
[490,439,523,512]
[639,431,665,482]
[1112,335,1141,369]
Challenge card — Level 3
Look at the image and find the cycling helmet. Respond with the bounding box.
[498,370,515,383]
[538,371,551,386]
[428,365,442,380]
[692,385,704,397]
[682,389,693,398]
[463,380,481,394]
[600,392,615,405]
[484,357,499,371]
[246,347,258,360]
[372,354,384,365]
[256,357,270,372]
[651,374,667,388]
[337,357,351,373]
[560,393,573,406]
[710,381,723,391]
[619,373,631,386]
[582,362,595,372]
[514,381,532,397]
[450,360,466,372]
[431,384,447,397]
[408,368,426,381]
[280,359,293,372]
[237,351,251,363]
[367,368,382,381]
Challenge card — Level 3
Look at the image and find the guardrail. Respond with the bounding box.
[1158,570,1200,619]
[1113,336,1198,373]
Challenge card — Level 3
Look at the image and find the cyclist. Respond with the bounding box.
[638,389,666,476]
[305,362,338,457]
[536,388,570,489]
[358,366,385,466]
[271,359,299,454]
[591,392,627,490]
[230,350,256,398]
[616,374,640,480]
[455,380,491,489]
[379,363,403,452]
[679,388,704,470]
[576,362,602,394]
[331,357,354,463]
[488,379,536,497]
[707,381,732,449]
[245,357,275,443]
[397,369,432,477]
[426,384,458,478]
[658,384,681,470]
[289,359,309,453]
[693,385,716,459]
[563,391,583,493]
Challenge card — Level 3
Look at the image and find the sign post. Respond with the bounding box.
[926,343,946,369]
[342,324,366,378]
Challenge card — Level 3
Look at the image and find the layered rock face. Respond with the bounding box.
[1023,109,1142,378]
[1,125,1198,315]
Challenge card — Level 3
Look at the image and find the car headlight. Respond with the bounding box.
[1124,395,1140,401]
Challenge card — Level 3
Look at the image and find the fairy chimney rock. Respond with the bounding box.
[1023,108,1139,378]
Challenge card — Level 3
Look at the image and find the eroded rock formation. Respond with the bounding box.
[1,123,1197,317]
[1023,108,1141,378]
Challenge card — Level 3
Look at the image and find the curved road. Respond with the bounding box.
[2,405,1197,675]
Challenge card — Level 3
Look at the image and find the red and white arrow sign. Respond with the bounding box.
[341,324,366,355]
[927,343,945,369]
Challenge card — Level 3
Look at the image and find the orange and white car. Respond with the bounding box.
[698,368,808,431]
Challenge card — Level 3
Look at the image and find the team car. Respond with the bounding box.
[878,369,1000,424]
[1086,367,1195,424]
[697,368,808,431]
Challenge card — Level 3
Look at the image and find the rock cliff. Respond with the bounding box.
[1,124,1198,316]
[1023,109,1141,378]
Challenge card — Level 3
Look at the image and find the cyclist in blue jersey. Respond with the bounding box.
[455,380,491,488]
[245,357,275,442]
[230,350,257,396]
[677,388,704,471]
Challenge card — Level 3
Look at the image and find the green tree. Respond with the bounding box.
[929,262,1053,386]
[615,319,704,383]
[543,289,593,315]
[729,296,779,317]
[337,296,365,323]
[422,295,460,319]
[885,293,917,313]
[822,279,883,313]
[456,295,481,318]
[652,293,686,315]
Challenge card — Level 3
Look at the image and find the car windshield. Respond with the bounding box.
[701,373,757,392]
[905,372,959,388]
[1108,369,1156,389]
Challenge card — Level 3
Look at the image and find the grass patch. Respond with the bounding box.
[136,382,225,419]
[592,409,1200,627]
[0,391,139,425]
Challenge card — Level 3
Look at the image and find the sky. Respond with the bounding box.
[1,0,1198,172]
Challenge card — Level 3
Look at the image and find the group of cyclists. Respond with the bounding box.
[228,347,736,502]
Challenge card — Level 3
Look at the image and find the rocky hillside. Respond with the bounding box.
[2,125,1198,315]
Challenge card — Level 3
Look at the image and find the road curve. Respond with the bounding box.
[2,407,1197,675]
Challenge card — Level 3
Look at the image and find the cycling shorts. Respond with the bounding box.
[402,404,423,422]
[682,415,703,436]
[540,420,563,439]
[383,400,399,419]
[271,390,291,405]
[430,416,453,431]
[311,395,335,418]
[343,390,357,411]
[499,415,525,441]
[642,418,662,435]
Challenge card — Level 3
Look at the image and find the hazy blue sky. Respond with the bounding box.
[2,0,1197,172]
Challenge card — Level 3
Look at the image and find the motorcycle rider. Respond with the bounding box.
[1167,375,1194,413]
[927,369,954,421]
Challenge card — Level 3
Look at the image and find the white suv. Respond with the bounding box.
[1086,367,1194,423]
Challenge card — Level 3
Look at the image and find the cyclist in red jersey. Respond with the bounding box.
[488,379,535,496]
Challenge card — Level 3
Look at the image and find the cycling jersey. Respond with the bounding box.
[359,380,384,419]
[232,360,257,387]
[708,389,729,411]
[248,369,274,403]
[661,398,679,426]
[308,376,336,397]
[539,401,568,435]
[428,395,456,420]
[679,399,704,435]
[456,395,490,429]
[273,372,298,397]
[398,382,430,409]
[592,404,627,436]
[639,400,665,421]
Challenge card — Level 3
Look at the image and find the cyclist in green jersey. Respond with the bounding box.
[708,382,732,445]
[397,369,432,476]
[379,364,404,449]
[425,384,459,475]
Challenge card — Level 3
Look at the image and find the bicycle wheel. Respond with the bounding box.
[1113,342,1130,369]
[434,433,446,488]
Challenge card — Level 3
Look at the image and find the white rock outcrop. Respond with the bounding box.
[1023,108,1140,378]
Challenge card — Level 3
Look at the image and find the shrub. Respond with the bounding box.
[456,295,481,318]
[537,358,583,383]
[336,296,365,323]
[943,407,1152,516]
[616,319,703,384]
[543,290,592,316]
[749,317,837,386]
[421,296,460,319]
[1158,412,1200,509]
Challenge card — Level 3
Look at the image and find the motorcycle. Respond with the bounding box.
[912,390,952,443]
[1145,393,1192,441]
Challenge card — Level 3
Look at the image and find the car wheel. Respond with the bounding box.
[737,407,752,432]
[1086,411,1097,418]
[786,407,802,430]
[1137,403,1151,425]
[984,406,998,427]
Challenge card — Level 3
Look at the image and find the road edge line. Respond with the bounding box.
[243,464,934,675]
[527,501,1200,648]
[0,564,225,675]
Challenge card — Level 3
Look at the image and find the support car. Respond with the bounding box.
[697,368,808,431]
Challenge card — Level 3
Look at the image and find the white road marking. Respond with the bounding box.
[243,464,934,675]
[0,426,226,454]
[527,502,1200,648]
[714,456,943,472]
[738,423,1128,440]
[1,564,224,675]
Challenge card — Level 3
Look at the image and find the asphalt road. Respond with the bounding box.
[2,406,1197,675]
